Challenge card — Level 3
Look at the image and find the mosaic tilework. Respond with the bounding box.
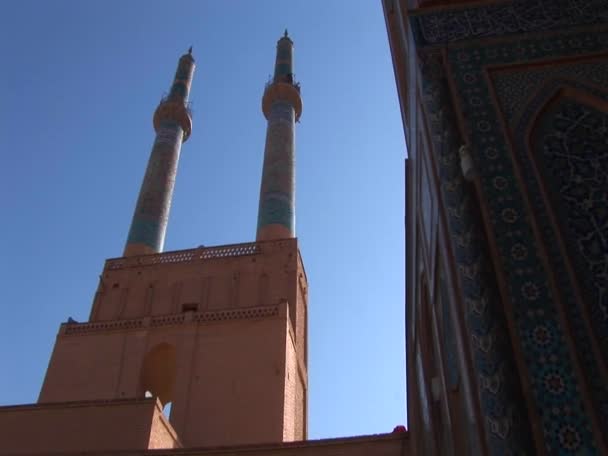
[443,27,608,455]
[438,268,485,455]
[274,40,293,81]
[410,0,608,46]
[169,82,187,99]
[491,56,608,405]
[170,57,194,102]
[127,120,183,252]
[439,273,459,390]
[419,51,534,455]
[510,81,608,432]
[492,60,608,121]
[257,101,296,234]
[536,97,608,351]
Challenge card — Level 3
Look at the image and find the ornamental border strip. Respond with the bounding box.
[62,304,280,336]
[409,0,608,47]
[419,51,534,454]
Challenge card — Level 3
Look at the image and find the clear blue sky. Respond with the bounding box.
[0,1,406,439]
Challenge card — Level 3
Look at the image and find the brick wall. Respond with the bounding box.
[9,433,408,456]
[38,239,308,448]
[0,398,163,455]
[148,403,180,449]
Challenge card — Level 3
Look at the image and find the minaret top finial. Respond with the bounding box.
[280,29,292,43]
[182,46,194,61]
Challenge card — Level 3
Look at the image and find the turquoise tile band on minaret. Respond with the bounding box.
[257,31,302,241]
[124,49,195,257]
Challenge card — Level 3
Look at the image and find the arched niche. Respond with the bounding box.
[519,82,608,431]
[140,343,177,407]
[527,85,608,361]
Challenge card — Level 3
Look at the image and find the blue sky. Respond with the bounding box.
[0,1,406,439]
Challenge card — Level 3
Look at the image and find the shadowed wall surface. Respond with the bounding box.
[384,0,608,454]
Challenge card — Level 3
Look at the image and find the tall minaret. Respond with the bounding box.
[33,39,308,452]
[256,30,303,241]
[124,49,195,257]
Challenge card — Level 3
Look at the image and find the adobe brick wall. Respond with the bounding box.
[176,314,288,446]
[40,331,126,402]
[91,240,304,328]
[149,403,181,449]
[283,316,306,441]
[38,307,289,446]
[283,320,297,441]
[7,432,409,456]
[38,239,308,449]
[0,398,175,454]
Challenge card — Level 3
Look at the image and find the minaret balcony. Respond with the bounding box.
[153,98,193,140]
[262,81,303,121]
[158,95,193,114]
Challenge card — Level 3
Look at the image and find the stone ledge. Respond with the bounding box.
[148,432,408,455]
[0,397,157,412]
[14,432,409,456]
[62,304,281,336]
[0,397,180,454]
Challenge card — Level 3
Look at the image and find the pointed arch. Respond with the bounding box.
[140,343,177,407]
[527,84,608,366]
[518,81,608,433]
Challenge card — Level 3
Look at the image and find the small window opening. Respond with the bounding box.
[140,343,176,409]
[163,401,172,419]
[112,283,119,288]
[182,303,198,313]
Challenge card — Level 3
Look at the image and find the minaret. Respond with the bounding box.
[257,30,303,241]
[17,37,309,454]
[124,48,195,257]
